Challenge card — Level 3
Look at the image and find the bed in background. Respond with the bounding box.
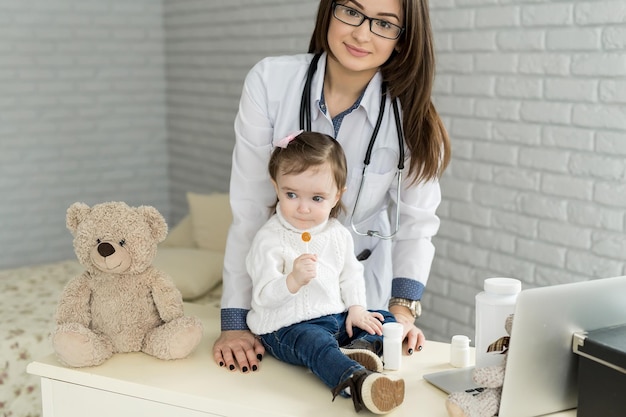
[1,261,82,417]
[0,193,229,417]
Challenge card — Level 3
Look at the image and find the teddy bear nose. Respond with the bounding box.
[97,242,116,258]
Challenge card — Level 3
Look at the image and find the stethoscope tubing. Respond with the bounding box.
[298,53,405,239]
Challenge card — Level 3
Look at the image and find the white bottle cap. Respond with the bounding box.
[382,322,403,338]
[451,335,470,348]
[484,277,521,295]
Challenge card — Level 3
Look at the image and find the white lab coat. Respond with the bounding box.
[222,53,441,321]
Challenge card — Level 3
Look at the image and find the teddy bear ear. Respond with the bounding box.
[137,205,168,243]
[66,202,92,235]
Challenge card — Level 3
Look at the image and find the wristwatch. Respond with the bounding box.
[388,297,422,319]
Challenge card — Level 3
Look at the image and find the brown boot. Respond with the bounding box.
[332,369,405,414]
[340,339,384,372]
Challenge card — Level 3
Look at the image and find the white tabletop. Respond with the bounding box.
[28,303,575,417]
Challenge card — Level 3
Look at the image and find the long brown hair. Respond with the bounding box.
[269,131,347,218]
[308,0,450,185]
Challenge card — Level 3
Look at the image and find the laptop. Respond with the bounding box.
[424,275,626,417]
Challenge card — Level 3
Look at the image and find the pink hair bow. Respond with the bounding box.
[273,130,304,148]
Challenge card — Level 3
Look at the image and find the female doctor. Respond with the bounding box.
[213,0,451,373]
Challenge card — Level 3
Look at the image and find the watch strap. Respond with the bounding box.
[388,297,422,318]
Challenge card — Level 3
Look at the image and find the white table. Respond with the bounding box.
[28,303,576,417]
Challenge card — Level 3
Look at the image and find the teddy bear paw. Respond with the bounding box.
[52,323,114,367]
[446,396,470,417]
[446,389,501,417]
[142,316,203,360]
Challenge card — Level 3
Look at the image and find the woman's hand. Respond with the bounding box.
[389,305,426,355]
[345,305,384,337]
[212,329,265,373]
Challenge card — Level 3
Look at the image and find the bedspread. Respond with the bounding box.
[1,260,83,417]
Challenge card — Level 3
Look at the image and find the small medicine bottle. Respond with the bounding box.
[450,335,471,368]
[382,322,403,371]
[475,277,521,368]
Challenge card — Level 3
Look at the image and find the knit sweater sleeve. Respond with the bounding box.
[246,218,294,308]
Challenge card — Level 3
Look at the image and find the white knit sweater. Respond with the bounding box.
[246,205,366,335]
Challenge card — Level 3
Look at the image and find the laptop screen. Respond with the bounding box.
[499,275,626,416]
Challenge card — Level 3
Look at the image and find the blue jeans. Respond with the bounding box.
[259,310,395,391]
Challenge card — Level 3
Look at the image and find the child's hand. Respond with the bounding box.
[286,254,317,293]
[345,305,384,337]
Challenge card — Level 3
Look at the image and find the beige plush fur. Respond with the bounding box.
[52,201,203,368]
[445,315,514,417]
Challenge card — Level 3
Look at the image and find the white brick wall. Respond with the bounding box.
[164,0,319,222]
[0,0,169,269]
[424,0,626,343]
[2,1,624,345]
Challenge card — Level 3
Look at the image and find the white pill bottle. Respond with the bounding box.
[450,335,471,368]
[474,277,521,368]
[382,322,403,370]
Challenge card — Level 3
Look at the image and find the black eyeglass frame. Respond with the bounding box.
[331,1,405,40]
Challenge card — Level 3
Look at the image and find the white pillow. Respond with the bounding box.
[187,192,232,252]
[153,247,223,300]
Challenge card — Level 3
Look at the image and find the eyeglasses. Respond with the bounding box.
[332,2,404,40]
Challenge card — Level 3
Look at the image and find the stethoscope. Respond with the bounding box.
[299,53,405,240]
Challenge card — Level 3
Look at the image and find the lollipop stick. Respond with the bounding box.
[301,232,311,253]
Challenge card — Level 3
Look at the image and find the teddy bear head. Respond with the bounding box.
[66,201,168,275]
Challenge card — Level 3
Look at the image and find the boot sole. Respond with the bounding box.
[361,373,405,414]
[340,347,384,373]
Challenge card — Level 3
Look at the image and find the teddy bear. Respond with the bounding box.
[445,314,514,417]
[51,201,203,368]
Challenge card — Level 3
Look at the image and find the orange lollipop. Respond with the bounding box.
[301,232,311,252]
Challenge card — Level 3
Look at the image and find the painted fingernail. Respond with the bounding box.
[252,365,258,371]
[242,366,248,373]
[257,354,263,361]
[418,345,423,351]
[408,348,414,355]
[219,361,224,367]
[229,364,235,371]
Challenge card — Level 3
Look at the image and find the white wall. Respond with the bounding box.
[423,0,626,342]
[163,0,319,223]
[0,0,169,269]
